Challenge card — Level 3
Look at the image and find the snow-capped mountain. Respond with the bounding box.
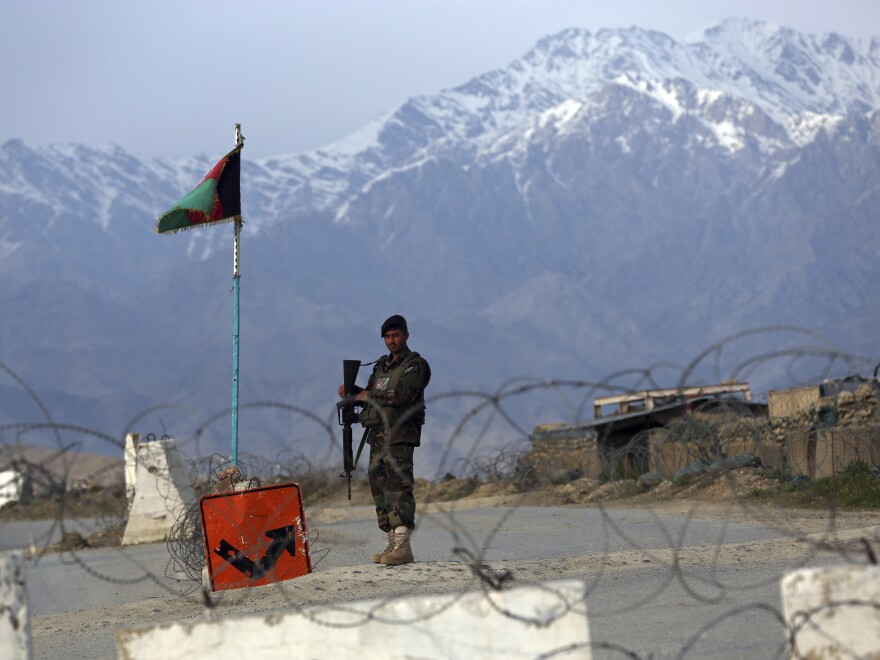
[1,19,878,464]
[3,19,878,251]
[265,18,880,218]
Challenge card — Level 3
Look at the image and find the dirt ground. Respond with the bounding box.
[21,464,880,660]
[28,481,880,660]
[0,444,123,488]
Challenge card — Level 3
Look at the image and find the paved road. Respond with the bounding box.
[1,517,116,551]
[316,505,786,565]
[18,504,851,659]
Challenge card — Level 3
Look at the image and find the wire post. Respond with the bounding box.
[230,123,244,465]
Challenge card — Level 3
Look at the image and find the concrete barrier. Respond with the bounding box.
[781,565,880,658]
[0,469,24,509]
[118,578,591,659]
[122,437,195,546]
[0,552,31,659]
[124,433,139,507]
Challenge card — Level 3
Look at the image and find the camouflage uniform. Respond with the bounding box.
[360,347,430,532]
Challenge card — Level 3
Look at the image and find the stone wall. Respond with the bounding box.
[522,435,604,482]
[768,386,821,418]
[528,383,879,482]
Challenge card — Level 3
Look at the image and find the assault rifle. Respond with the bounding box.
[337,359,363,500]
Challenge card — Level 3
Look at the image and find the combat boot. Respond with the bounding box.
[372,530,395,563]
[380,525,414,565]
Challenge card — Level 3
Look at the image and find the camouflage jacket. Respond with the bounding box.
[360,348,431,445]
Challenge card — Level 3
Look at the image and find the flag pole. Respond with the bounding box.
[231,123,244,466]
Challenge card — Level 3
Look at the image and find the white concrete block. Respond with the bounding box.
[781,565,880,659]
[124,433,139,507]
[0,470,24,509]
[118,579,591,659]
[0,552,31,660]
[122,437,195,546]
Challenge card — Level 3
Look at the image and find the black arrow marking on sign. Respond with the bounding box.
[214,525,297,579]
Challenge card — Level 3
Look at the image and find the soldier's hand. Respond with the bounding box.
[338,384,345,398]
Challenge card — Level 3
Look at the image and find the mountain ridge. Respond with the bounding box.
[0,19,878,464]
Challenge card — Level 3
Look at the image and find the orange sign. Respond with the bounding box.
[199,482,311,591]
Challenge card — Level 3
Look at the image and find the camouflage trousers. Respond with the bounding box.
[368,441,416,532]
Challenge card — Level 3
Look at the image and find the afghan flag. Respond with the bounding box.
[156,146,242,234]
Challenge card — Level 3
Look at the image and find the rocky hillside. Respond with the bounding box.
[0,19,878,468]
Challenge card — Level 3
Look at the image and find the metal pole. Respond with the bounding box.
[231,221,241,465]
[230,123,244,465]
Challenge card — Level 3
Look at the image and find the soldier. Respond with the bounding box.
[338,315,431,565]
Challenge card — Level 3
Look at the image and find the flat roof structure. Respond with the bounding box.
[593,383,751,419]
[533,382,758,448]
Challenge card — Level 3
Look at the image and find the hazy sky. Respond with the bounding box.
[2,0,878,159]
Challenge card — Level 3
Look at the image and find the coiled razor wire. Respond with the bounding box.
[2,326,880,659]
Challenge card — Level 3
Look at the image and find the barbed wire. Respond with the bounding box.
[1,329,880,658]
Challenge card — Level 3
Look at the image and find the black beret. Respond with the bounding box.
[381,314,408,337]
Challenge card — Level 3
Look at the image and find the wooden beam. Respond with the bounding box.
[593,383,751,418]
